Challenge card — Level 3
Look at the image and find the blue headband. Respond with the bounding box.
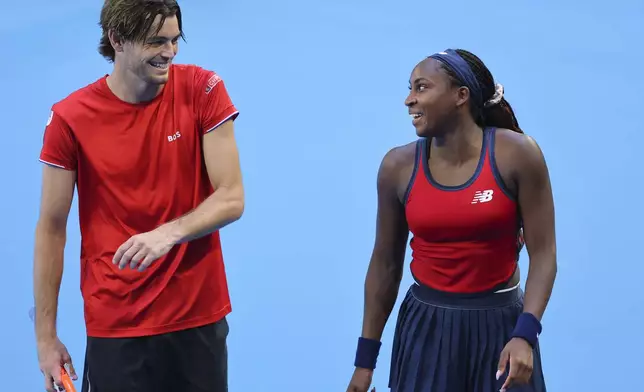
[428,49,483,108]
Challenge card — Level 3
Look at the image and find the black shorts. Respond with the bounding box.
[80,317,229,392]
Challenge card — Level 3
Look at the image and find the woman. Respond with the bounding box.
[346,49,556,392]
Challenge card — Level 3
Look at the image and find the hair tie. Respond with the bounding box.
[483,83,504,108]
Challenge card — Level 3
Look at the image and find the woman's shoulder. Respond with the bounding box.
[378,140,420,198]
[493,128,548,182]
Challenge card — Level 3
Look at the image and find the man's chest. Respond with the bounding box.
[73,101,203,182]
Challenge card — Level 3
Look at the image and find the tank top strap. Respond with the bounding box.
[482,126,516,201]
[403,139,424,204]
[415,138,424,165]
[482,127,495,167]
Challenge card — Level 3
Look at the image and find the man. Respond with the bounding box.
[33,1,244,391]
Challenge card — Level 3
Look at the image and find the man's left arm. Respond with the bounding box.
[166,68,245,241]
[114,68,244,271]
[515,135,557,321]
[114,120,245,271]
[165,119,245,243]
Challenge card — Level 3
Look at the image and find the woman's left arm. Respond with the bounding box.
[515,135,557,321]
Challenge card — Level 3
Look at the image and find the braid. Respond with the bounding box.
[441,49,523,134]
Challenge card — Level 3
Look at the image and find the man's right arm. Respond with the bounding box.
[33,165,76,344]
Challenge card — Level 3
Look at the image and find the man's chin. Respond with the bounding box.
[145,73,169,85]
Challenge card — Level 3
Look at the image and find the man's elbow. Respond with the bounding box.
[227,198,244,222]
[35,214,68,239]
[223,186,244,223]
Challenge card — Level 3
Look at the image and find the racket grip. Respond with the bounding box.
[61,368,77,392]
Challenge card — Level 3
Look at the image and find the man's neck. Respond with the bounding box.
[106,62,164,104]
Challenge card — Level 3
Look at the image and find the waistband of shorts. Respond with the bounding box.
[410,282,522,310]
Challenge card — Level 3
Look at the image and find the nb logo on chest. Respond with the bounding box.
[471,189,494,204]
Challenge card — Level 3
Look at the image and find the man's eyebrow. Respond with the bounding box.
[147,33,182,41]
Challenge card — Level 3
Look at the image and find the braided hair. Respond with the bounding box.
[441,49,523,134]
[442,50,526,250]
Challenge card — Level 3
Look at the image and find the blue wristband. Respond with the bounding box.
[511,313,542,348]
[354,337,382,370]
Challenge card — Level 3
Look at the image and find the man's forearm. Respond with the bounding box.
[522,252,557,321]
[33,223,66,343]
[164,186,244,244]
[362,261,403,340]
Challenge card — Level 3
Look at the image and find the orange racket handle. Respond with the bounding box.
[61,368,77,392]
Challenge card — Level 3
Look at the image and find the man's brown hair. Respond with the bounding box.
[98,0,185,62]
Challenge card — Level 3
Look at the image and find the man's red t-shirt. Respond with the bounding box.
[39,64,239,338]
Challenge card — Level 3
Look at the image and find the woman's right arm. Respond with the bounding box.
[361,147,410,341]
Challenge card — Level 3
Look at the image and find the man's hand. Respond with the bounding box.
[112,225,177,271]
[497,337,534,392]
[37,337,77,392]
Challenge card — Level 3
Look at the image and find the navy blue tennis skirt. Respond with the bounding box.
[388,283,547,392]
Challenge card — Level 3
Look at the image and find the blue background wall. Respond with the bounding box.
[3,0,642,390]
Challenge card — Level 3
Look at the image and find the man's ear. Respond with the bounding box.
[108,29,125,54]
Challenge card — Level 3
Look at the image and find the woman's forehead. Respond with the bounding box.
[410,58,445,82]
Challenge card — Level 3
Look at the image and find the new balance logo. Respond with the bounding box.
[471,189,494,204]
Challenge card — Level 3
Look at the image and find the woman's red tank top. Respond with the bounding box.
[404,127,521,294]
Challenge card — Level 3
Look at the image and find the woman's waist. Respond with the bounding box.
[409,277,522,310]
